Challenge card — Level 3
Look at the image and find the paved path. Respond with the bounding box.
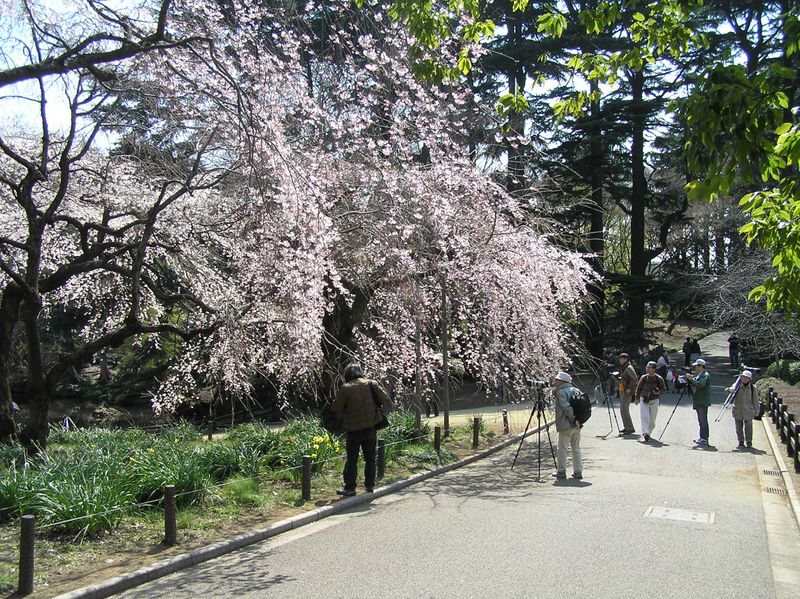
[112,332,800,599]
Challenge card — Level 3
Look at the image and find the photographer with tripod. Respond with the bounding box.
[552,371,583,480]
[635,361,666,442]
[685,358,711,446]
[724,370,758,449]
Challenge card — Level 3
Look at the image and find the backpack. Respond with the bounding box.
[570,387,592,424]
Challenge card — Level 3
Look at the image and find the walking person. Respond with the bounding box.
[618,353,638,435]
[728,336,740,369]
[635,361,666,442]
[686,358,711,446]
[683,338,693,368]
[552,371,583,480]
[332,363,390,496]
[726,370,759,449]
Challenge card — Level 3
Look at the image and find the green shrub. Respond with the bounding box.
[382,410,429,444]
[32,465,136,538]
[159,421,201,445]
[277,418,343,473]
[197,442,263,481]
[128,444,212,507]
[764,359,800,385]
[219,476,267,507]
[226,422,283,455]
[0,465,38,521]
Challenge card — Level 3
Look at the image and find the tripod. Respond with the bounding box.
[511,385,556,481]
[658,377,693,440]
[601,376,622,440]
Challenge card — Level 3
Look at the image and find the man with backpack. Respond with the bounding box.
[552,371,583,480]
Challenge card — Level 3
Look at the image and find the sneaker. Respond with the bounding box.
[552,471,566,479]
[336,489,356,497]
[365,487,374,493]
[746,442,753,448]
[643,434,650,442]
[572,472,583,480]
[736,443,745,449]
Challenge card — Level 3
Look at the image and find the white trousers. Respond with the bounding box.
[557,427,582,474]
[640,398,660,435]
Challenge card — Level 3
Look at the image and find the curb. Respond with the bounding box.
[761,418,800,531]
[53,424,544,599]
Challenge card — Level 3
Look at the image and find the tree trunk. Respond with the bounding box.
[627,71,647,345]
[585,81,605,365]
[19,298,50,452]
[0,286,22,443]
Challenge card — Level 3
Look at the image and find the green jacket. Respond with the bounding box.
[692,369,711,408]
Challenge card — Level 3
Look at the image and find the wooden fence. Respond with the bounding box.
[766,386,800,474]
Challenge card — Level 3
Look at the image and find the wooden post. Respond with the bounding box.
[434,426,441,453]
[377,440,386,480]
[794,424,800,474]
[780,405,788,443]
[17,515,35,596]
[414,317,422,437]
[788,414,796,457]
[502,409,509,435]
[164,485,177,546]
[301,455,312,501]
[472,417,480,449]
[207,418,214,441]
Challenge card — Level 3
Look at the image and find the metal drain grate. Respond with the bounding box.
[763,469,781,476]
[765,487,787,495]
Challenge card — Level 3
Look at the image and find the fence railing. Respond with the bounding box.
[7,418,505,596]
[766,387,800,474]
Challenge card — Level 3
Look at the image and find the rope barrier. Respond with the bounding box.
[4,416,505,532]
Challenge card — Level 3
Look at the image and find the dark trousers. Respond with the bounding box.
[343,427,377,491]
[695,406,709,442]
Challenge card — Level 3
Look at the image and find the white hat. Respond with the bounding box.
[741,370,753,379]
[554,371,572,384]
[692,358,706,366]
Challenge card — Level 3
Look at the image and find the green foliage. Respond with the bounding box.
[764,360,800,385]
[219,476,267,507]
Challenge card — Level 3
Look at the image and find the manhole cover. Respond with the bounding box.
[763,469,781,476]
[645,506,715,524]
[765,487,787,495]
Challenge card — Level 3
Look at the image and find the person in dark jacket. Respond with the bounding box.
[686,358,712,446]
[332,363,390,496]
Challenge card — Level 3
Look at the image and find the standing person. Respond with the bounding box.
[685,358,711,446]
[690,338,702,364]
[726,370,759,449]
[728,336,740,369]
[618,353,638,435]
[656,349,669,380]
[552,371,583,480]
[332,363,390,496]
[683,338,693,368]
[639,346,651,376]
[634,361,666,442]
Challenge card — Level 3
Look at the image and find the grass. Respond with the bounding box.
[0,413,511,597]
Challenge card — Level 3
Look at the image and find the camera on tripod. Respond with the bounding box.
[525,379,550,388]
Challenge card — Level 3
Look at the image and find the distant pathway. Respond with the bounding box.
[108,332,800,599]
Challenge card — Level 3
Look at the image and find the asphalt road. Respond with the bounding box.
[113,332,800,599]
